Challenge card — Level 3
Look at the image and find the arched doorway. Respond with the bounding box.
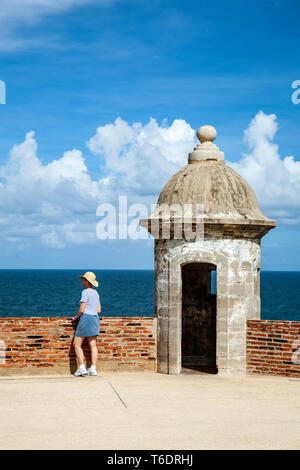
[181,262,217,374]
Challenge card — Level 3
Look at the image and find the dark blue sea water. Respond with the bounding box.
[0,270,299,321]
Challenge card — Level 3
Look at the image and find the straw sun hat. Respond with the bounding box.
[78,271,99,287]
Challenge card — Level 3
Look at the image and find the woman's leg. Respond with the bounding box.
[88,336,98,367]
[73,336,86,367]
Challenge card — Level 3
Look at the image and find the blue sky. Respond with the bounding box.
[0,0,299,270]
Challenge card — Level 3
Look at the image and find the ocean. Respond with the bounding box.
[0,270,299,321]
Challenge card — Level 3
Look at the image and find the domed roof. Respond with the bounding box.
[141,125,277,229]
[156,161,274,225]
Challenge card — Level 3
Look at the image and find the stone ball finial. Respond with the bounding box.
[188,124,223,163]
[197,125,217,143]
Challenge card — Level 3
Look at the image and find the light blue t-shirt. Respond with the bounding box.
[80,288,100,315]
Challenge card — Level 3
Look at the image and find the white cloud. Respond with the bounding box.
[89,113,300,226]
[0,0,105,51]
[87,117,196,198]
[227,111,300,225]
[0,112,299,252]
[0,0,98,23]
[0,130,103,248]
[0,118,195,249]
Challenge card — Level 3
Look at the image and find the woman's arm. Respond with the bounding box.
[97,302,101,314]
[73,302,86,321]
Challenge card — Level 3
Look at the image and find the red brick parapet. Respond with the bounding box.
[1,317,299,377]
[0,317,157,375]
[247,320,300,377]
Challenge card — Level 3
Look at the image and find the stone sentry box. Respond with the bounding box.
[140,125,277,376]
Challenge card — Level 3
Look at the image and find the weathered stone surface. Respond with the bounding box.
[140,125,277,377]
[154,237,261,375]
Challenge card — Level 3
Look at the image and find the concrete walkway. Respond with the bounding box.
[0,371,299,450]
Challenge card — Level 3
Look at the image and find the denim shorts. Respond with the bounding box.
[75,313,100,337]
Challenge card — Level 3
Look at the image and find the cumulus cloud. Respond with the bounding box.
[89,113,300,226]
[0,112,299,251]
[0,130,102,249]
[87,117,195,198]
[0,118,195,249]
[227,111,300,225]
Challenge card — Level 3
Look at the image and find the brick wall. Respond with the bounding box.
[1,317,300,377]
[247,320,300,377]
[0,317,157,376]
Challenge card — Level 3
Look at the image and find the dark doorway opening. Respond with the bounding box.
[181,262,217,374]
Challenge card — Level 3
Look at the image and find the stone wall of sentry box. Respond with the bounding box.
[0,317,157,376]
[247,320,300,377]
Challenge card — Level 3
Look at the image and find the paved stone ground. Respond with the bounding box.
[0,371,299,450]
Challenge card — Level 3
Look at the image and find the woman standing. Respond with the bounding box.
[73,272,101,377]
